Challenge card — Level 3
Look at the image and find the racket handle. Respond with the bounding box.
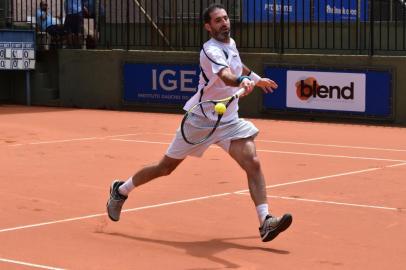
[234,88,246,98]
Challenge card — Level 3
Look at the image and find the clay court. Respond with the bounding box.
[0,105,405,269]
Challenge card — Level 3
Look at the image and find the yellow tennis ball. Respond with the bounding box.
[214,102,227,114]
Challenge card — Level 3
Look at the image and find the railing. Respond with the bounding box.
[3,0,406,55]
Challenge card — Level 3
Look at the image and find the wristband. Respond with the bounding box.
[248,71,261,84]
[236,75,251,84]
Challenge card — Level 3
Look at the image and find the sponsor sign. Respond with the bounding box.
[315,0,368,21]
[286,70,366,112]
[123,63,199,104]
[263,67,392,117]
[242,0,367,22]
[242,0,310,22]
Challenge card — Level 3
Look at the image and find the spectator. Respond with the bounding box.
[64,0,83,48]
[36,1,65,45]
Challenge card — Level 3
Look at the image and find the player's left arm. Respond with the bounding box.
[242,64,278,94]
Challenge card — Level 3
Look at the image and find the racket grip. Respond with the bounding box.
[234,88,246,98]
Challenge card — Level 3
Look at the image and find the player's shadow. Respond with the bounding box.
[101,232,289,269]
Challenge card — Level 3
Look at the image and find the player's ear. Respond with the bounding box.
[204,23,211,33]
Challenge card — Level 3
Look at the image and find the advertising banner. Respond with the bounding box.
[315,0,368,21]
[263,67,392,117]
[286,70,366,112]
[242,0,367,23]
[123,63,199,104]
[242,0,310,22]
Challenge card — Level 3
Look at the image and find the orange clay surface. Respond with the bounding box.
[0,105,405,270]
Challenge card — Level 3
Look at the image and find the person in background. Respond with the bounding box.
[64,0,83,48]
[36,1,65,46]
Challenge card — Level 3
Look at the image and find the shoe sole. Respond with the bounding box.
[262,213,293,242]
[106,181,120,222]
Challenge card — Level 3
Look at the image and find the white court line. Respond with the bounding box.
[145,132,406,152]
[6,132,406,154]
[10,135,406,163]
[256,149,406,163]
[236,193,400,211]
[7,134,142,147]
[387,162,406,168]
[112,139,169,145]
[0,193,230,234]
[2,164,406,234]
[9,137,99,147]
[233,167,381,194]
[0,258,65,270]
[256,139,406,152]
[111,138,406,163]
[102,133,142,138]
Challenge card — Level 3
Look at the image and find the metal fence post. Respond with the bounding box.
[370,0,374,55]
[126,0,130,50]
[280,0,285,54]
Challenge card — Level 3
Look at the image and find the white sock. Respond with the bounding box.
[118,176,135,196]
[256,203,269,225]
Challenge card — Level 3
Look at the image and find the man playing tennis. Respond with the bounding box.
[107,3,292,242]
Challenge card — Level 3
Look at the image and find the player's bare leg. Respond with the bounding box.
[228,137,292,242]
[228,137,266,205]
[131,155,184,187]
[107,155,183,221]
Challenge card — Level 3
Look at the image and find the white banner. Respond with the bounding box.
[286,70,366,112]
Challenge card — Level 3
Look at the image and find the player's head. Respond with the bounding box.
[203,3,230,43]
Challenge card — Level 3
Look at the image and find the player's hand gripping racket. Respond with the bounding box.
[181,88,246,145]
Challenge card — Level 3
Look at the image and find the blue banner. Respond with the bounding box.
[242,0,368,22]
[123,63,200,104]
[0,30,36,43]
[263,67,392,117]
[315,0,368,21]
[242,0,310,22]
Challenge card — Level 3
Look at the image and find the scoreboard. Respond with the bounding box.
[0,30,35,70]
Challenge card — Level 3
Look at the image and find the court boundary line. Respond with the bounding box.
[0,257,65,270]
[8,135,406,162]
[149,133,406,153]
[235,193,401,211]
[1,164,405,234]
[7,133,143,147]
[0,193,231,233]
[255,139,406,152]
[5,132,406,153]
[111,138,406,163]
[233,166,382,193]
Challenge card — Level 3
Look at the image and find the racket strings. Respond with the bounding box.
[182,101,220,144]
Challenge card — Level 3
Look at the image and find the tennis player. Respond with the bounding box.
[107,3,292,242]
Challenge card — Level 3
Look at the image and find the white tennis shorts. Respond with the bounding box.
[166,118,259,159]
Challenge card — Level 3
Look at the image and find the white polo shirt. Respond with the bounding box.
[183,37,243,122]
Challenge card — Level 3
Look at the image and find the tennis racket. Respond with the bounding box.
[181,88,246,145]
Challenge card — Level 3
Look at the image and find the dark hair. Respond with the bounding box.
[202,3,226,24]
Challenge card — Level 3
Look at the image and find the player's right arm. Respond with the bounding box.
[202,46,253,94]
[217,67,254,95]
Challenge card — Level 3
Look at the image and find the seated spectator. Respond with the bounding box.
[64,0,83,48]
[36,1,65,45]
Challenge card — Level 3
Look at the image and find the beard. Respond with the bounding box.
[212,27,231,42]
